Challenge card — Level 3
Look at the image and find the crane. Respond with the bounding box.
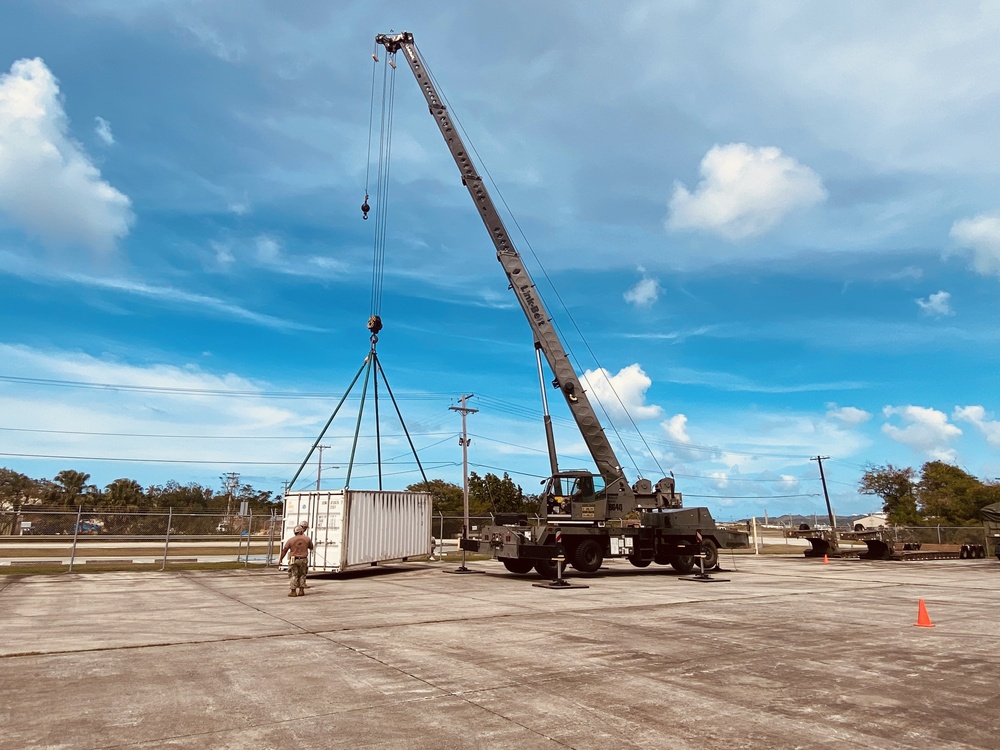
[374,31,748,575]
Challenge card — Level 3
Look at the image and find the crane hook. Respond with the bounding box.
[361,194,370,220]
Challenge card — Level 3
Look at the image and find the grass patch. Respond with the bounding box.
[0,561,272,576]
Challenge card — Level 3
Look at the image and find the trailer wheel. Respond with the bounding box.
[627,554,651,568]
[670,555,695,574]
[534,559,557,578]
[700,540,719,570]
[571,539,604,573]
[500,558,535,575]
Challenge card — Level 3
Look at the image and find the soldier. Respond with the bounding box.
[278,524,314,597]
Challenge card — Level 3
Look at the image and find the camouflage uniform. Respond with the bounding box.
[288,557,308,591]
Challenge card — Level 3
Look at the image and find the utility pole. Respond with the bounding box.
[811,456,837,530]
[316,445,331,491]
[221,472,240,533]
[447,394,479,574]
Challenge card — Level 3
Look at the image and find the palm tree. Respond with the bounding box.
[53,470,91,507]
[103,479,144,510]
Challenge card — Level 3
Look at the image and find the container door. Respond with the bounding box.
[311,492,346,570]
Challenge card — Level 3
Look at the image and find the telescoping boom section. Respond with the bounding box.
[374,31,748,575]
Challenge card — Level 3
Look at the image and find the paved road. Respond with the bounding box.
[2,555,997,749]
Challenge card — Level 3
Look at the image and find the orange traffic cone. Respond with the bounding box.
[823,554,829,564]
[914,599,935,628]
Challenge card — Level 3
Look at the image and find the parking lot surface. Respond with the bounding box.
[1,555,998,749]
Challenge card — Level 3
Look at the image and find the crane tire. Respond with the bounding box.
[670,556,695,574]
[500,558,535,575]
[627,554,651,568]
[699,539,719,570]
[571,539,604,573]
[534,559,557,578]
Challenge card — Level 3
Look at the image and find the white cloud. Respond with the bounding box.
[0,344,321,488]
[94,116,114,145]
[882,405,961,461]
[709,471,730,489]
[581,363,663,422]
[666,143,826,240]
[659,413,709,463]
[0,58,133,252]
[211,240,235,267]
[950,213,1000,278]
[889,266,924,282]
[62,272,323,331]
[779,474,799,491]
[624,276,660,308]
[916,290,954,317]
[228,200,249,216]
[825,404,872,426]
[662,413,690,444]
[954,405,1000,447]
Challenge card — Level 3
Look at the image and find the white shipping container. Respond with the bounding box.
[282,489,432,572]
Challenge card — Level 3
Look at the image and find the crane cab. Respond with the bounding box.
[544,471,609,521]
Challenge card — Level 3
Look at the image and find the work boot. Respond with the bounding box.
[298,588,305,596]
[288,590,297,597]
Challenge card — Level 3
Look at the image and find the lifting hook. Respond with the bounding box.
[361,194,370,220]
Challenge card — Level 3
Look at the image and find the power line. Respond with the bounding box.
[0,374,451,400]
[0,451,458,468]
[0,427,453,440]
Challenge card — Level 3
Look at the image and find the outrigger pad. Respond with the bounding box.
[678,574,730,583]
[532,580,590,589]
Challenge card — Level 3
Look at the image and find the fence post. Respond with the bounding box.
[161,507,173,571]
[438,512,444,557]
[68,505,83,573]
[243,509,253,567]
[937,524,942,544]
[266,510,276,566]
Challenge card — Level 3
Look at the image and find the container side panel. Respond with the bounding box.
[344,491,433,567]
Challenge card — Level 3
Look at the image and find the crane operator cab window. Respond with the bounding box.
[547,474,601,516]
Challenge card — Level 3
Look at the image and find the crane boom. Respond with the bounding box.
[375,31,627,491]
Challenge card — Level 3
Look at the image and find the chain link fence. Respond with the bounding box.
[0,508,284,571]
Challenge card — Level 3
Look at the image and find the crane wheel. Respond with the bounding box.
[670,556,695,574]
[500,558,535,575]
[627,554,651,568]
[534,559,557,578]
[571,539,604,573]
[699,539,719,570]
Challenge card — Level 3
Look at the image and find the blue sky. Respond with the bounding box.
[2,1,999,521]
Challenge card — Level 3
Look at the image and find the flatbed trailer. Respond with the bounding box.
[784,527,843,558]
[839,529,986,561]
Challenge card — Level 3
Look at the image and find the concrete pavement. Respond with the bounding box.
[1,555,998,749]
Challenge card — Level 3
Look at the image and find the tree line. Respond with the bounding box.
[0,466,533,518]
[859,460,1000,526]
[0,467,276,513]
[409,471,537,516]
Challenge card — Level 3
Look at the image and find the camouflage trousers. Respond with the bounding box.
[287,558,308,590]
